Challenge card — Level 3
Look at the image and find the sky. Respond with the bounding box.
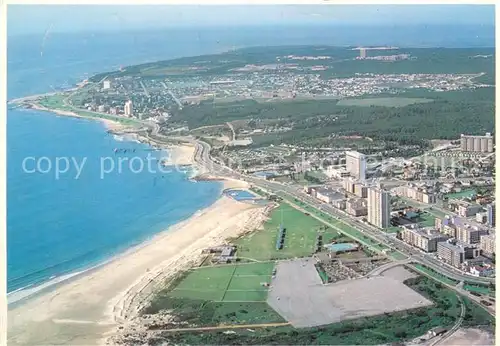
[8,4,495,36]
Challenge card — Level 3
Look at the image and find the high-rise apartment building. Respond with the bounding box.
[487,203,496,227]
[479,233,495,258]
[345,151,366,181]
[460,133,494,153]
[367,186,390,228]
[124,100,133,117]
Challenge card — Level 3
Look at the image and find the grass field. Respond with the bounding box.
[39,94,72,110]
[336,97,434,107]
[168,262,275,303]
[161,275,494,345]
[416,211,436,227]
[412,264,459,286]
[464,284,491,295]
[234,203,346,261]
[445,189,478,200]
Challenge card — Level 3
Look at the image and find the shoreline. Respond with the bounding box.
[7,105,202,306]
[7,178,262,346]
[8,96,261,346]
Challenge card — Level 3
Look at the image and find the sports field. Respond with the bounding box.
[168,262,275,302]
[234,203,346,261]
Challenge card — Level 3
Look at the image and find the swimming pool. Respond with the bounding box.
[225,189,258,201]
[324,243,359,252]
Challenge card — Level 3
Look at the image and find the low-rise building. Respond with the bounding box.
[315,188,344,204]
[394,183,437,204]
[456,225,488,244]
[325,166,350,179]
[476,212,488,224]
[437,240,480,268]
[469,265,495,277]
[346,198,368,217]
[399,225,448,252]
[455,201,483,218]
[332,199,347,210]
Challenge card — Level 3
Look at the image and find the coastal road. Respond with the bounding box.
[187,137,494,286]
[143,130,494,289]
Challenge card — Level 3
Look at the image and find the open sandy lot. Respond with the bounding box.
[438,328,495,346]
[267,258,432,328]
[8,180,265,345]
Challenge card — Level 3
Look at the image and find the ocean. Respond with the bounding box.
[7,24,494,298]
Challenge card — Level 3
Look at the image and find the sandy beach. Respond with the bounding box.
[7,179,267,346]
[166,144,196,166]
[26,102,131,133]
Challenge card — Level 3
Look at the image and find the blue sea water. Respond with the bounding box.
[7,24,494,296]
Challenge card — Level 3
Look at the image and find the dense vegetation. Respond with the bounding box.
[88,45,494,149]
[170,87,494,147]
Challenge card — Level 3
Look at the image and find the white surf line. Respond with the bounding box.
[52,319,116,326]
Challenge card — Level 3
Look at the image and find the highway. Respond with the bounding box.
[187,138,495,286]
[140,132,494,315]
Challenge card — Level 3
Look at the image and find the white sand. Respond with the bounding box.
[28,103,129,132]
[7,180,264,345]
[167,144,196,166]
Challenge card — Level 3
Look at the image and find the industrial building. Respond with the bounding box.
[437,240,480,268]
[399,225,448,252]
[460,133,494,153]
[345,151,366,181]
[367,185,391,229]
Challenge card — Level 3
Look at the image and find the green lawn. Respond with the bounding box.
[163,275,494,345]
[445,189,477,200]
[464,284,494,296]
[233,203,329,260]
[412,264,459,286]
[168,262,275,303]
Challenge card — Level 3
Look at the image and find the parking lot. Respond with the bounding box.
[267,258,433,327]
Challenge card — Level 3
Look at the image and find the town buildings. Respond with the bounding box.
[394,183,437,204]
[479,233,496,258]
[460,133,494,153]
[437,240,480,268]
[315,188,344,204]
[454,200,483,218]
[345,151,366,181]
[367,185,391,228]
[399,225,448,252]
[346,198,368,217]
[456,225,488,244]
[343,178,368,198]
